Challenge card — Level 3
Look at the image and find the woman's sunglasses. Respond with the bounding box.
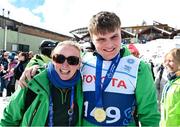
[53,54,79,65]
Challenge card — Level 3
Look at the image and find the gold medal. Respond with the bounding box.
[94,108,106,122]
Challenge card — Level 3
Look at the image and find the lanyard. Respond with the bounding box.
[161,82,171,103]
[48,95,53,127]
[95,53,121,107]
[68,87,74,126]
[48,86,74,127]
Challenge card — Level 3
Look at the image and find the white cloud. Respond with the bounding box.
[1,0,180,36]
[1,0,42,27]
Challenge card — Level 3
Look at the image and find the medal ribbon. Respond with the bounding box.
[68,87,74,126]
[95,53,121,108]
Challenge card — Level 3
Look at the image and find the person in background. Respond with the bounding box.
[19,40,58,88]
[3,52,18,96]
[28,51,34,60]
[154,62,167,110]
[128,43,140,58]
[148,59,156,80]
[160,48,180,127]
[0,51,9,97]
[14,52,29,81]
[28,40,58,67]
[0,40,83,126]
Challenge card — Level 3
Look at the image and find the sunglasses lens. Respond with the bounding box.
[67,56,79,65]
[53,54,65,64]
[53,54,79,65]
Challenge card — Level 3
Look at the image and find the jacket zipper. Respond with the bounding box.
[28,101,41,126]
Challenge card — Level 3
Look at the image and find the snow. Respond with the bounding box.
[0,97,10,119]
[134,39,180,65]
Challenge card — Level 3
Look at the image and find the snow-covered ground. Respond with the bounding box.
[0,89,9,118]
[0,96,10,119]
[135,38,180,65]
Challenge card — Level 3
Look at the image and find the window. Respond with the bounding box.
[12,44,29,52]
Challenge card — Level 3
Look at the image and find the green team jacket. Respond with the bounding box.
[26,54,51,70]
[160,76,180,126]
[82,47,160,126]
[0,70,83,126]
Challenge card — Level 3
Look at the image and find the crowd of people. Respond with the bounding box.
[0,11,179,127]
[0,50,32,97]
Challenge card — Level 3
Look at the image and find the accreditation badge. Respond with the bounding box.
[94,108,106,122]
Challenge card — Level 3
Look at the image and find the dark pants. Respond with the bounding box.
[0,76,8,96]
[6,76,16,96]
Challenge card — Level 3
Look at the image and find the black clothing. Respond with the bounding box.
[0,57,8,76]
[14,60,29,80]
[45,85,79,126]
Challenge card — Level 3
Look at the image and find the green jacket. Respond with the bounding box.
[26,54,51,70]
[82,47,160,126]
[160,76,180,127]
[0,70,83,126]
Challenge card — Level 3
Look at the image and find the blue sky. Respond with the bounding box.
[9,0,45,22]
[9,0,44,10]
[1,0,180,35]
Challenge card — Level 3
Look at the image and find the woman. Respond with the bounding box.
[160,48,180,126]
[3,52,18,96]
[0,40,83,126]
[14,52,29,80]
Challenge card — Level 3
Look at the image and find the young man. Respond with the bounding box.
[81,11,160,126]
[18,11,160,126]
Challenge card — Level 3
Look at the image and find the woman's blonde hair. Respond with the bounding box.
[51,40,82,57]
[164,48,180,68]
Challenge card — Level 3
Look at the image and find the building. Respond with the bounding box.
[0,15,72,53]
[70,21,179,45]
[123,21,175,43]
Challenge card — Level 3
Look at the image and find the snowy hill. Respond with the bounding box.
[134,39,180,65]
